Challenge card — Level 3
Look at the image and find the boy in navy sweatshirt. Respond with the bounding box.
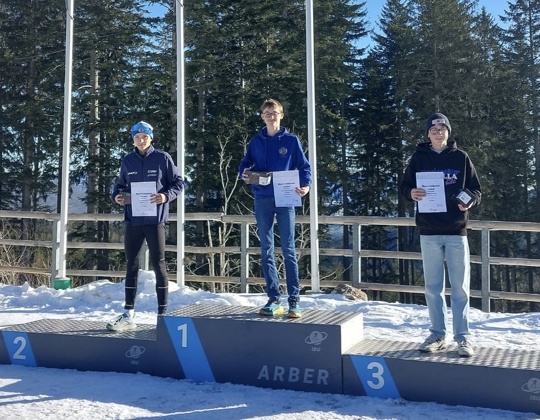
[107,121,184,331]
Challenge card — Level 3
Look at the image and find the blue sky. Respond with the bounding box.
[151,1,510,23]
[151,2,511,50]
[365,0,509,26]
[362,0,510,49]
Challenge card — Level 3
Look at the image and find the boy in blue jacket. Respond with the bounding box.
[239,99,312,318]
[107,121,184,331]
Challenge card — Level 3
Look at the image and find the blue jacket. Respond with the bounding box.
[112,146,184,226]
[238,127,312,198]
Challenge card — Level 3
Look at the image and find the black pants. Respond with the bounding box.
[123,223,168,314]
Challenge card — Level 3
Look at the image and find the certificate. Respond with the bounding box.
[273,170,302,207]
[416,172,447,213]
[130,181,157,217]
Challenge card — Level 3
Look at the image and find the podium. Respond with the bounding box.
[1,304,539,415]
[342,339,540,414]
[154,304,363,393]
[0,305,364,394]
[0,318,156,374]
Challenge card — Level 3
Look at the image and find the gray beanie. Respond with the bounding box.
[425,113,451,136]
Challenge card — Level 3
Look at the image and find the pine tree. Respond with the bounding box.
[68,0,165,278]
[0,0,68,283]
[501,0,540,218]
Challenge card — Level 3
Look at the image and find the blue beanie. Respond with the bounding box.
[131,121,153,139]
[425,113,451,136]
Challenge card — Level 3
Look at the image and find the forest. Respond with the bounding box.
[1,0,540,312]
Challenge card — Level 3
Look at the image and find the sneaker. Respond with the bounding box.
[419,334,447,353]
[287,301,302,318]
[259,299,284,316]
[106,313,136,331]
[457,339,475,357]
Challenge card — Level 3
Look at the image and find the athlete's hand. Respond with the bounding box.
[411,188,426,202]
[296,186,310,197]
[150,193,167,204]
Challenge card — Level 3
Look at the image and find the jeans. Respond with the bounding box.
[420,235,471,342]
[254,196,300,303]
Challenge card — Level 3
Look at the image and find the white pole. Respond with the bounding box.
[306,0,320,292]
[55,0,75,287]
[176,0,185,286]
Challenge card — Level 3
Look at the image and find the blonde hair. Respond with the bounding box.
[260,98,284,113]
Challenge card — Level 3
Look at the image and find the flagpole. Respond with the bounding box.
[53,0,75,290]
[176,0,185,286]
[306,0,320,292]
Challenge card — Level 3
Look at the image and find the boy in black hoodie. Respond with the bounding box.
[400,113,482,357]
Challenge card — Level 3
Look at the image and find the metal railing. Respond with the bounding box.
[0,210,539,313]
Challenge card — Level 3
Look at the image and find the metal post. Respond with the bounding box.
[240,222,249,293]
[53,0,75,290]
[481,228,491,312]
[352,223,362,287]
[305,0,320,292]
[51,220,61,281]
[176,0,186,286]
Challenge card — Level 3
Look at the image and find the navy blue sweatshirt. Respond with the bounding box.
[112,146,184,226]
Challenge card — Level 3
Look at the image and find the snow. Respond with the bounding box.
[0,272,539,420]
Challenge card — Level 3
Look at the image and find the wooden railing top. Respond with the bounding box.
[3,210,540,233]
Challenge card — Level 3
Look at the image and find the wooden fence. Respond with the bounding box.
[0,210,539,313]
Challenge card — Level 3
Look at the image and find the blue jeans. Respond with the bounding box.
[254,196,300,303]
[420,235,471,342]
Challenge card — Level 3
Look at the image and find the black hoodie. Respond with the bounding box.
[399,140,482,236]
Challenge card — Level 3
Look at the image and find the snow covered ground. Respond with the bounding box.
[0,272,539,419]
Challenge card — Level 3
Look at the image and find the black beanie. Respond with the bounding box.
[425,113,451,136]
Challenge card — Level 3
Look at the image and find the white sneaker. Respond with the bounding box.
[419,334,447,353]
[106,313,136,331]
[457,339,474,357]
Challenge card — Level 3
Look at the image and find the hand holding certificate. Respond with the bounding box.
[416,172,447,213]
[130,181,157,217]
[273,170,302,207]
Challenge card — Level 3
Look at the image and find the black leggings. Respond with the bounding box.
[123,223,168,314]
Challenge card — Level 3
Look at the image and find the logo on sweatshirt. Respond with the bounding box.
[444,170,459,185]
[279,147,288,157]
[432,168,460,186]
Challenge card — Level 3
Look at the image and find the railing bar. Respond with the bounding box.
[2,211,540,307]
